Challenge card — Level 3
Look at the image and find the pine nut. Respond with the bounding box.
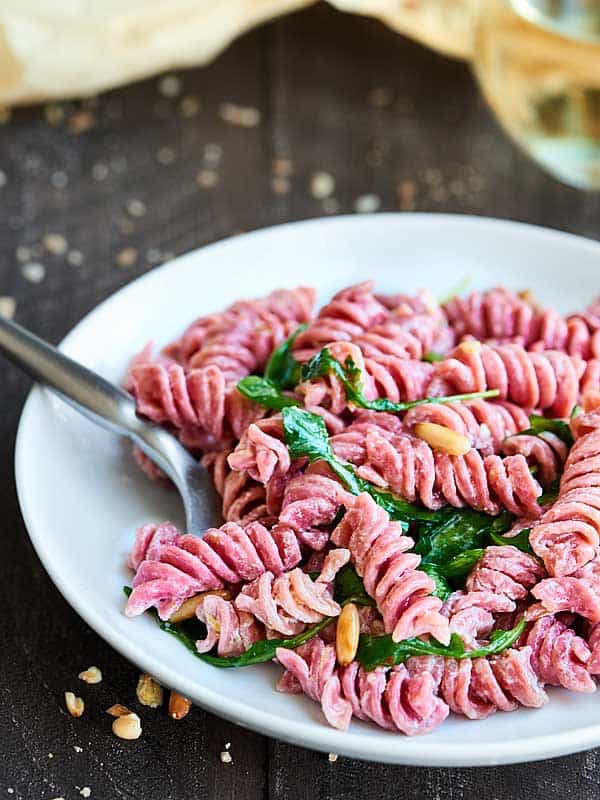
[106,704,132,717]
[336,603,360,667]
[78,666,102,684]
[112,712,142,740]
[168,691,192,720]
[64,692,84,718]
[458,339,481,354]
[414,422,471,456]
[136,673,163,708]
[169,589,231,624]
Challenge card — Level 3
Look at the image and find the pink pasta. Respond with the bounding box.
[530,402,600,576]
[331,493,451,644]
[443,287,600,359]
[123,282,600,738]
[331,421,544,516]
[276,636,449,734]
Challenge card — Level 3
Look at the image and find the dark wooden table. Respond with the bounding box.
[2,5,600,799]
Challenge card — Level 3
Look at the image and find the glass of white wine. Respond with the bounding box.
[472,0,600,189]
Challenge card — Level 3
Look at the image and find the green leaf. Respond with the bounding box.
[539,480,559,507]
[416,508,513,566]
[488,527,533,555]
[264,324,306,389]
[519,414,574,447]
[281,406,440,527]
[419,563,452,601]
[333,564,375,607]
[423,352,445,363]
[245,346,499,414]
[356,618,526,671]
[160,614,334,668]
[440,548,486,579]
[236,375,300,411]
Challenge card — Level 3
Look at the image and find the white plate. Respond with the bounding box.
[15,214,600,766]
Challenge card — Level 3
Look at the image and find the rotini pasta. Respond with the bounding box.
[123,281,600,738]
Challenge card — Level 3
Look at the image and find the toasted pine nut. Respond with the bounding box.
[168,691,192,720]
[458,339,481,354]
[65,692,84,718]
[112,712,142,740]
[414,422,471,456]
[78,666,102,684]
[106,704,132,717]
[336,603,360,667]
[169,589,231,624]
[136,673,164,708]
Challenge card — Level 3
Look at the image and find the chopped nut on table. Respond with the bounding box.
[136,673,164,708]
[112,712,142,740]
[168,691,191,720]
[106,704,132,717]
[78,666,102,684]
[64,692,84,718]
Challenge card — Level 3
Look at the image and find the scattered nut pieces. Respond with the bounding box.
[155,146,176,165]
[106,704,132,717]
[414,422,472,457]
[219,102,261,128]
[310,171,335,200]
[220,750,232,764]
[178,96,200,118]
[67,110,95,134]
[126,199,146,218]
[67,250,84,267]
[335,603,360,667]
[115,247,138,269]
[21,262,46,283]
[0,296,16,319]
[78,666,102,684]
[328,752,338,763]
[169,589,231,624]
[354,193,381,214]
[158,74,182,98]
[136,673,164,708]
[42,233,68,256]
[112,712,142,741]
[64,692,85,718]
[168,691,192,720]
[196,169,219,188]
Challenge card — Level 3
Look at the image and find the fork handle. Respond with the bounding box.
[0,316,186,481]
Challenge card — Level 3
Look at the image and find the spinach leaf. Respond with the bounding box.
[240,346,499,414]
[356,618,526,671]
[415,508,513,566]
[423,352,445,363]
[539,480,559,507]
[160,614,334,668]
[488,527,533,555]
[281,406,441,526]
[264,324,306,389]
[440,548,486,580]
[333,563,375,607]
[519,414,574,447]
[236,375,300,410]
[301,348,500,413]
[419,563,452,601]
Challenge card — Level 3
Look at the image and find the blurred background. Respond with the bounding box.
[2,2,600,799]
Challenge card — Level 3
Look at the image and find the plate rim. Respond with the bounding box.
[14,212,600,767]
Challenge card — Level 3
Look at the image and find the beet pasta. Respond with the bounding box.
[123,281,600,737]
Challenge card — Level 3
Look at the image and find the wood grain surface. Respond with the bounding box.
[1,5,599,799]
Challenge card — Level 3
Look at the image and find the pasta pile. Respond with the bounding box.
[124,282,600,736]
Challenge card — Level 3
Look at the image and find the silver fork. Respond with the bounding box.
[0,316,219,535]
